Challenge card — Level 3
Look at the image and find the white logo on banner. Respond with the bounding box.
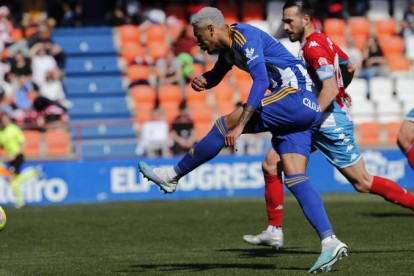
[110,162,264,194]
[0,167,68,204]
[334,151,406,184]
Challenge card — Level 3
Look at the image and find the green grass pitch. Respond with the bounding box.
[0,192,413,275]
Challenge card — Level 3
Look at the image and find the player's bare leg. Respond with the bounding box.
[340,158,414,210]
[243,148,284,249]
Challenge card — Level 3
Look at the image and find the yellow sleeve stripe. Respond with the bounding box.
[286,177,309,187]
[230,27,246,43]
[232,31,245,46]
[233,37,244,48]
[262,88,299,106]
[215,118,227,136]
[284,176,308,183]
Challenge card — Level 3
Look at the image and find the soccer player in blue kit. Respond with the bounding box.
[138,7,347,273]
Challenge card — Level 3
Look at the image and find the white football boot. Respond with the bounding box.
[243,231,284,250]
[138,161,178,194]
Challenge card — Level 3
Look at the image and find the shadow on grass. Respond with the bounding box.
[216,247,319,258]
[360,212,414,218]
[114,263,276,273]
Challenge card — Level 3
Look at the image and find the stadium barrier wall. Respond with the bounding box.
[0,149,412,206]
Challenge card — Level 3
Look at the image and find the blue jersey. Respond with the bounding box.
[204,23,313,109]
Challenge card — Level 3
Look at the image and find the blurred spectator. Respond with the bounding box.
[13,78,33,110]
[347,0,370,16]
[143,2,166,25]
[177,52,197,83]
[171,105,196,155]
[110,0,144,26]
[342,36,363,77]
[0,87,12,114]
[314,0,346,23]
[61,0,83,28]
[359,36,388,97]
[10,51,30,78]
[135,108,169,157]
[172,26,197,56]
[32,83,67,128]
[402,1,414,46]
[0,43,11,81]
[1,72,16,103]
[41,71,72,110]
[30,43,60,86]
[156,48,183,86]
[0,6,14,45]
[27,23,65,69]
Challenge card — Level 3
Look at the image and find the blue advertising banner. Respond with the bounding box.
[0,149,412,206]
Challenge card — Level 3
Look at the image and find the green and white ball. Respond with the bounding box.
[0,206,6,231]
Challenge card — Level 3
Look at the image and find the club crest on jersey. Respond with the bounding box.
[318,57,329,66]
[309,41,319,48]
[245,47,259,64]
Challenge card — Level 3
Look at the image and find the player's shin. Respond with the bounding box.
[284,174,334,241]
[264,173,284,227]
[175,117,228,177]
[370,176,414,210]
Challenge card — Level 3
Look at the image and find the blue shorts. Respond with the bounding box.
[406,108,414,122]
[246,86,321,158]
[313,123,362,168]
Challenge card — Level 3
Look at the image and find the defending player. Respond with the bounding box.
[139,7,347,273]
[397,108,414,171]
[243,0,414,252]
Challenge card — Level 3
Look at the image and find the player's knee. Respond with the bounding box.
[352,174,372,193]
[262,159,276,175]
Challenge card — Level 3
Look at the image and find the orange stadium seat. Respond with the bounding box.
[127,64,151,82]
[185,83,208,105]
[169,24,184,42]
[122,42,145,65]
[158,84,183,106]
[188,104,214,123]
[119,25,140,45]
[329,35,347,48]
[10,28,23,41]
[24,26,38,38]
[358,122,381,145]
[233,68,251,82]
[213,82,235,103]
[192,63,204,76]
[131,85,156,106]
[166,3,186,23]
[323,18,346,37]
[161,102,180,122]
[145,24,167,43]
[147,42,169,62]
[242,1,264,22]
[217,2,238,24]
[45,129,70,156]
[380,36,404,58]
[237,80,253,103]
[353,35,368,51]
[194,121,212,140]
[23,130,41,156]
[375,18,397,40]
[385,122,403,144]
[216,102,236,117]
[349,17,371,38]
[388,56,412,72]
[135,105,154,122]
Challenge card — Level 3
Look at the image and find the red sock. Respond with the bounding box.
[264,173,284,226]
[370,176,414,210]
[406,144,414,171]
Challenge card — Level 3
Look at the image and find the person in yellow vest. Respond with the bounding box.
[0,112,42,208]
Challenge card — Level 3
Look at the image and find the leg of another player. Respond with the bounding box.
[397,120,414,171]
[9,173,25,208]
[139,106,245,193]
[243,148,284,249]
[281,153,347,273]
[340,158,414,210]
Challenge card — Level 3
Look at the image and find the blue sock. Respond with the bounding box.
[175,117,228,176]
[284,174,334,241]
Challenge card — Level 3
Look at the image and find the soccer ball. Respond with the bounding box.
[0,206,6,231]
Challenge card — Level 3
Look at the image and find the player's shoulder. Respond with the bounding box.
[230,23,262,40]
[304,31,329,48]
